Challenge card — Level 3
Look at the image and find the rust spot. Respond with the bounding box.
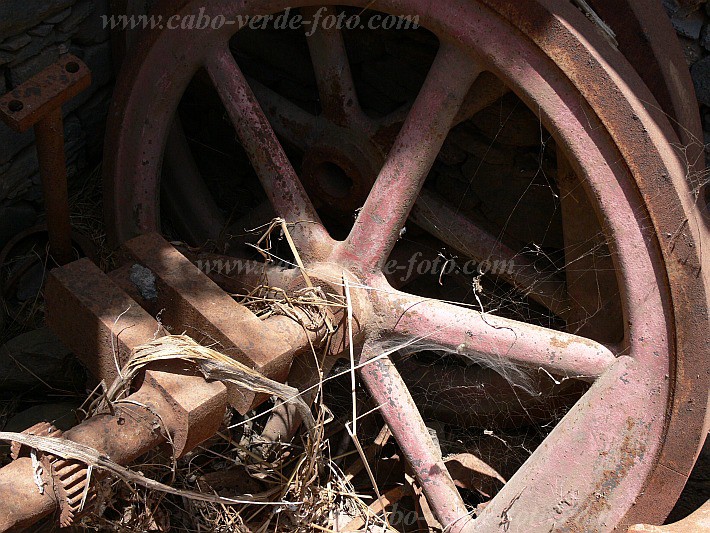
[561,417,647,531]
[550,335,572,349]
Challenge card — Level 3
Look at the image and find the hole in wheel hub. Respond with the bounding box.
[301,143,379,225]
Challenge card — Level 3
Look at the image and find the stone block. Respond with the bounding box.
[0,145,37,200]
[28,24,54,38]
[7,44,60,87]
[56,1,93,35]
[691,55,710,106]
[7,32,57,67]
[679,35,704,66]
[700,24,710,51]
[671,10,705,39]
[0,51,13,66]
[45,7,72,24]
[0,0,74,36]
[0,33,31,52]
[0,122,34,165]
[74,0,110,44]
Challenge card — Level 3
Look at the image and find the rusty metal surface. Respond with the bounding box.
[34,107,74,265]
[0,457,57,532]
[334,43,480,273]
[46,235,312,415]
[139,362,228,458]
[116,232,305,412]
[45,257,164,384]
[46,452,98,527]
[628,499,710,532]
[0,399,166,531]
[204,47,332,260]
[0,54,90,133]
[174,246,296,295]
[557,149,623,343]
[9,422,62,461]
[0,362,230,530]
[473,0,710,527]
[585,0,704,165]
[46,367,226,526]
[379,288,616,380]
[302,6,364,127]
[47,399,167,524]
[360,351,475,533]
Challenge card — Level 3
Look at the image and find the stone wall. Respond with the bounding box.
[666,0,710,165]
[0,0,112,248]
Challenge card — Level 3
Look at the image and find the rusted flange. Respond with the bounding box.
[0,55,91,266]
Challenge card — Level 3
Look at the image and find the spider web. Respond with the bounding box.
[124,7,695,531]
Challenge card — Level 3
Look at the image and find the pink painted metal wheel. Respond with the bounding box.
[104,1,709,531]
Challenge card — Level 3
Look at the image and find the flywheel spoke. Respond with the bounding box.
[204,45,333,258]
[359,346,475,533]
[411,189,571,318]
[303,6,366,128]
[376,72,509,137]
[337,44,481,271]
[375,288,616,380]
[162,116,227,245]
[249,77,325,151]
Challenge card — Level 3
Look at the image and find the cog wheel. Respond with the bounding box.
[9,421,62,460]
[46,457,97,528]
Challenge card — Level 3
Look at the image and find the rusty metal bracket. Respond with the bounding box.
[0,55,91,266]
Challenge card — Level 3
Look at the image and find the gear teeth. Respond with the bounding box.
[46,457,97,528]
[8,421,96,527]
[10,422,62,460]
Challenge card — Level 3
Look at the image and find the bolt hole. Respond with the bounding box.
[313,161,353,199]
[8,100,23,112]
[65,61,80,73]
